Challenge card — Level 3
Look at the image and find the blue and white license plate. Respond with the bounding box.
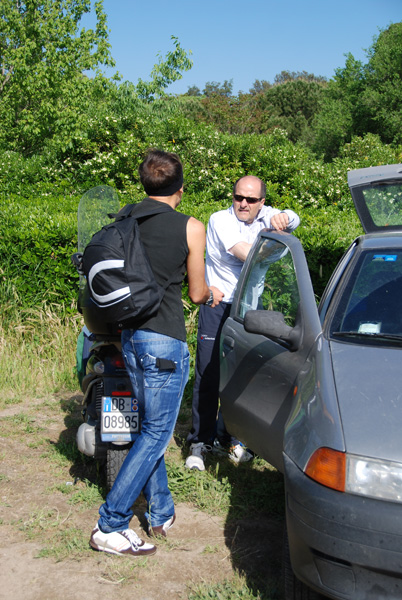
[101,395,140,442]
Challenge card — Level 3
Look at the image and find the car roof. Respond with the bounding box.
[348,163,402,234]
[358,231,402,249]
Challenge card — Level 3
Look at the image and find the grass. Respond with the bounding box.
[67,480,105,508]
[52,479,105,509]
[165,445,284,521]
[165,460,232,516]
[0,413,41,434]
[0,304,82,409]
[36,525,90,560]
[17,506,89,562]
[187,574,279,600]
[95,554,150,586]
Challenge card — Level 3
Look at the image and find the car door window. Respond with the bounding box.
[237,238,300,327]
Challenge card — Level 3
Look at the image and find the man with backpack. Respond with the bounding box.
[90,149,224,557]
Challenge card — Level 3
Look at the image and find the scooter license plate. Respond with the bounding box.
[101,395,140,442]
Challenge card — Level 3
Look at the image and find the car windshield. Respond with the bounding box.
[329,249,402,344]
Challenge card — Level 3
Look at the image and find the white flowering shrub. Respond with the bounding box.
[0,99,399,312]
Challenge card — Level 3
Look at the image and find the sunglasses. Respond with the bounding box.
[233,194,262,204]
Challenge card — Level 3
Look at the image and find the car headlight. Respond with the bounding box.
[305,448,402,502]
[347,455,402,502]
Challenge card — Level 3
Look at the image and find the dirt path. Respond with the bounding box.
[0,393,283,600]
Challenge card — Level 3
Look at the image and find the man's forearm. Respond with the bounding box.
[229,241,252,262]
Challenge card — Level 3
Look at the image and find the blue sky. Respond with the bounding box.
[83,0,401,95]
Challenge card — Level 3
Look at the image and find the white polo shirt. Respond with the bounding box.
[205,204,300,303]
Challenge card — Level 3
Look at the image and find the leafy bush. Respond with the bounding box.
[0,107,398,317]
[297,205,362,297]
[0,194,78,312]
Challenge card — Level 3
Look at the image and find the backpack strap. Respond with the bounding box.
[115,201,179,292]
[110,200,173,222]
[128,201,173,221]
[108,203,135,220]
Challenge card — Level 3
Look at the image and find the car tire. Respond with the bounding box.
[106,443,132,491]
[283,526,327,600]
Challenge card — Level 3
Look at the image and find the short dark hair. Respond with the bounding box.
[139,150,183,196]
[233,176,266,199]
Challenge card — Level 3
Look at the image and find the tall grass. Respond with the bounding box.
[0,303,82,408]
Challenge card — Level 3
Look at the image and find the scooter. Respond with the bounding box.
[71,186,138,490]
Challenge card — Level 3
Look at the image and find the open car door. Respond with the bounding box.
[219,229,321,472]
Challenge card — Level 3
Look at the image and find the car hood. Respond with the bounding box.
[329,340,402,463]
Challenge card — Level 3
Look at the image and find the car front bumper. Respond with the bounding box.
[284,454,402,600]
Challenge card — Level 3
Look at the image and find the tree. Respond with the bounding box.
[311,96,354,160]
[0,0,115,153]
[249,79,272,95]
[134,36,193,101]
[310,23,402,159]
[185,85,202,96]
[311,54,367,159]
[274,70,327,85]
[362,22,402,144]
[251,79,325,142]
[203,79,233,97]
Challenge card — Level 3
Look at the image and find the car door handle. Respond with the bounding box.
[222,336,235,357]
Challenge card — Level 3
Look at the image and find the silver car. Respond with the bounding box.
[220,164,402,600]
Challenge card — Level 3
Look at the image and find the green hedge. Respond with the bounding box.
[0,193,78,312]
[0,122,398,318]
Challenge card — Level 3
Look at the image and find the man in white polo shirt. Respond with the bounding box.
[185,175,300,471]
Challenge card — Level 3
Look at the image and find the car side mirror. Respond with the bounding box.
[244,310,301,351]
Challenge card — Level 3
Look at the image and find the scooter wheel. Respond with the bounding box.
[106,443,132,491]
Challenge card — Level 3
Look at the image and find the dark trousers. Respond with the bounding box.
[187,302,235,446]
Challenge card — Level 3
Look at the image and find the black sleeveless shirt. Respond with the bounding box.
[134,198,190,342]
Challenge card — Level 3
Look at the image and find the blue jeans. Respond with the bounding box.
[98,329,190,533]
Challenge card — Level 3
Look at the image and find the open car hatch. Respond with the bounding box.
[348,163,402,233]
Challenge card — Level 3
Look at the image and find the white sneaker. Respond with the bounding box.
[90,523,156,556]
[185,442,211,471]
[212,439,253,464]
[229,443,254,464]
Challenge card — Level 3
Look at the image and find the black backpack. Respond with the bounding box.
[78,202,173,333]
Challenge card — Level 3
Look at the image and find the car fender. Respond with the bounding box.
[284,334,345,472]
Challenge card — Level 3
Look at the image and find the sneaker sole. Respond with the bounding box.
[229,453,254,464]
[90,540,122,555]
[185,457,206,471]
[185,462,205,471]
[89,539,157,556]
